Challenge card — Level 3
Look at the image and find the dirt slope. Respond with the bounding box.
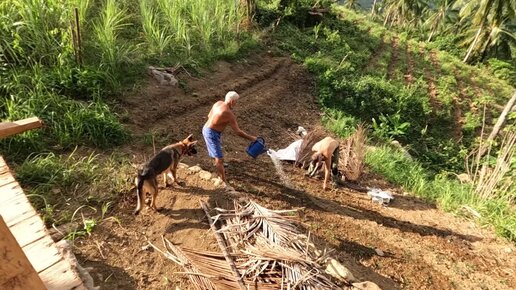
[75,53,516,290]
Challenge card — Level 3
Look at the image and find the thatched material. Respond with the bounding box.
[148,237,220,290]
[340,125,367,182]
[296,128,327,169]
[201,201,246,290]
[153,200,350,289]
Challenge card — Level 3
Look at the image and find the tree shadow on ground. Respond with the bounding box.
[230,163,481,242]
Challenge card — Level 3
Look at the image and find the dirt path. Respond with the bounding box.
[387,37,399,80]
[365,33,386,72]
[75,53,516,290]
[419,46,441,113]
[405,44,414,85]
[452,66,468,140]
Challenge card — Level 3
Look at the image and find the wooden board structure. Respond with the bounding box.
[0,156,87,290]
[0,117,43,139]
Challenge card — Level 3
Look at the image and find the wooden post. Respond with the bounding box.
[0,117,43,139]
[0,215,47,290]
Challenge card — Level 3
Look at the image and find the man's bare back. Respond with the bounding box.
[205,101,234,132]
[205,100,255,141]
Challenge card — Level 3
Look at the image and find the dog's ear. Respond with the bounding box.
[190,140,198,145]
[187,134,193,142]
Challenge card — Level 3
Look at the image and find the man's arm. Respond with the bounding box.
[323,158,331,190]
[229,114,256,141]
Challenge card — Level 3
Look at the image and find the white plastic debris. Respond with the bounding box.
[367,188,394,205]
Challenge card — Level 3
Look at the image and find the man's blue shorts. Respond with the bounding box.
[202,126,223,159]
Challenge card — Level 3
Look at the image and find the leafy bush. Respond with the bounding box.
[486,58,515,84]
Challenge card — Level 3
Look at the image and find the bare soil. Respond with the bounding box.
[387,37,399,80]
[365,33,386,72]
[419,46,441,112]
[404,44,414,85]
[74,52,516,290]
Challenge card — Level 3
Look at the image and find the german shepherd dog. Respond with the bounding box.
[134,134,198,215]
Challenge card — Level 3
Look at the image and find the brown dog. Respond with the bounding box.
[134,134,198,215]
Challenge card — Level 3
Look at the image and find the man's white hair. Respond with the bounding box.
[225,91,240,102]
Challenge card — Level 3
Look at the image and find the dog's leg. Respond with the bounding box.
[166,169,174,186]
[163,170,170,187]
[150,178,159,212]
[323,159,331,190]
[134,177,144,215]
[172,161,184,186]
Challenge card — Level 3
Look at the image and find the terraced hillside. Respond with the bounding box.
[276,7,514,172]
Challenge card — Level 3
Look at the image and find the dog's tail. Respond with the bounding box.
[133,171,147,215]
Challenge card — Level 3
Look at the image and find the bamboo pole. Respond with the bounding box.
[200,201,246,290]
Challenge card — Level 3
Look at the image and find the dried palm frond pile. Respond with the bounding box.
[340,125,367,182]
[151,200,356,290]
[296,128,327,169]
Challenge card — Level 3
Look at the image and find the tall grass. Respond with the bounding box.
[0,64,129,159]
[139,0,171,56]
[0,0,75,65]
[156,0,244,59]
[93,0,133,70]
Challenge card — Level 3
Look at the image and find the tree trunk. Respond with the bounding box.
[478,90,516,157]
[463,24,483,63]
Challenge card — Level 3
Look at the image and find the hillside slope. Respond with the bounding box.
[74,53,516,290]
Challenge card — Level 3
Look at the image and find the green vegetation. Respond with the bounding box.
[0,0,514,241]
[372,0,515,64]
[15,149,133,226]
[1,0,259,231]
[365,145,516,240]
[268,3,515,240]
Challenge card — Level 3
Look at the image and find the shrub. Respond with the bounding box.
[486,58,515,84]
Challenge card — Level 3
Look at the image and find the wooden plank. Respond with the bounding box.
[0,215,47,290]
[39,259,85,290]
[22,235,61,273]
[0,170,16,185]
[0,194,38,227]
[10,215,48,248]
[0,164,8,173]
[0,117,43,139]
[0,182,24,204]
[0,155,87,290]
[0,193,34,218]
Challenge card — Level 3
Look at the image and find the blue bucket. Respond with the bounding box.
[246,137,267,159]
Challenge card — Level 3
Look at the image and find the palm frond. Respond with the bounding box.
[153,200,358,289]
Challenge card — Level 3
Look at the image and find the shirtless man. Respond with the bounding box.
[309,137,340,190]
[202,91,257,190]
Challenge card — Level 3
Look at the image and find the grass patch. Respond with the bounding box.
[273,7,513,173]
[15,149,134,226]
[365,145,516,241]
[270,5,515,241]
